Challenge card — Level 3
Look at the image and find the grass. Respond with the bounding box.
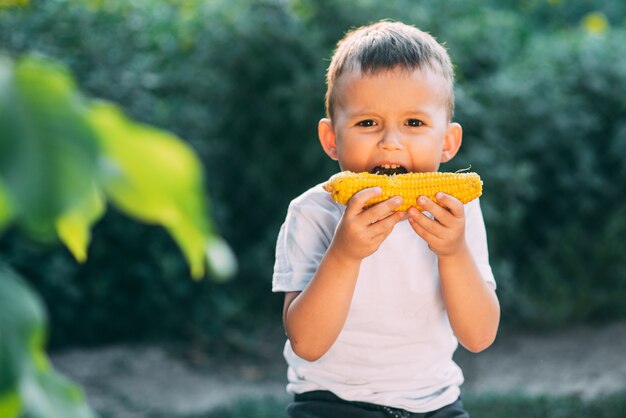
[169,392,626,418]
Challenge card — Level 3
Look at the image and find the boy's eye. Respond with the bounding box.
[406,119,424,127]
[357,120,376,127]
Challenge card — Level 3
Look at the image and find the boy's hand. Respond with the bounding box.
[330,187,405,262]
[408,192,466,257]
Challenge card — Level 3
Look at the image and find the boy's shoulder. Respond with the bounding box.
[288,180,344,217]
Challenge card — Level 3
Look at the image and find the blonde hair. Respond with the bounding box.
[325,21,455,120]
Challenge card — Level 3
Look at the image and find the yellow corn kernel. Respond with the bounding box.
[323,171,483,212]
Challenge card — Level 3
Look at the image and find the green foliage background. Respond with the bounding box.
[1,0,626,349]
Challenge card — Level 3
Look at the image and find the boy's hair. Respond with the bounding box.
[325,20,455,120]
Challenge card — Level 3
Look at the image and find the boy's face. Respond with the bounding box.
[319,67,461,174]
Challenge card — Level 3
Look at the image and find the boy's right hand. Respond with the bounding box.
[329,187,405,262]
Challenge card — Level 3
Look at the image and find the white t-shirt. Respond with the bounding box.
[272,183,496,413]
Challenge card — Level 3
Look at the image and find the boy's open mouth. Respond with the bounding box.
[370,164,408,176]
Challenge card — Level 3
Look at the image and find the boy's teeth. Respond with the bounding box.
[371,164,407,175]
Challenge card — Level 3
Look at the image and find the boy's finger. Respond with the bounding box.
[416,196,448,221]
[370,210,405,234]
[346,187,382,214]
[417,195,454,225]
[408,206,444,239]
[433,192,464,217]
[408,211,434,241]
[365,196,403,224]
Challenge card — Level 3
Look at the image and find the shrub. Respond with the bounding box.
[1,0,626,349]
[456,29,626,327]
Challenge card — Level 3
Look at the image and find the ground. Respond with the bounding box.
[51,320,626,418]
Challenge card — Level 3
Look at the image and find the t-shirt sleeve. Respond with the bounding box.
[272,190,339,293]
[464,199,496,290]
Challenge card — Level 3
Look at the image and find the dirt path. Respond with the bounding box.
[457,320,626,400]
[51,320,626,417]
[52,344,289,418]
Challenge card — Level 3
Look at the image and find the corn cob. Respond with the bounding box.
[323,171,482,212]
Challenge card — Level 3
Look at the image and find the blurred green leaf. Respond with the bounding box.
[55,184,106,263]
[0,0,29,9]
[0,391,20,418]
[0,48,237,418]
[0,178,12,232]
[204,236,237,281]
[0,54,235,279]
[20,371,95,418]
[88,101,235,279]
[0,55,100,241]
[0,267,96,418]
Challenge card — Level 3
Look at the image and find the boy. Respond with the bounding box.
[272,21,500,417]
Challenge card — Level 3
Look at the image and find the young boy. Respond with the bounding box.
[272,21,500,417]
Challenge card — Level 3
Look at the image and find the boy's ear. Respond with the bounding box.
[441,122,463,163]
[318,118,338,160]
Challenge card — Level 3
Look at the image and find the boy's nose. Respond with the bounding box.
[379,130,403,150]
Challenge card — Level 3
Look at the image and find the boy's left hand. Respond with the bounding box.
[407,192,466,257]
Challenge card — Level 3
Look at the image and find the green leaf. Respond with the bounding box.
[0,266,97,418]
[0,391,20,418]
[20,371,95,418]
[0,178,12,232]
[55,184,106,263]
[88,101,234,279]
[0,55,99,240]
[0,267,46,392]
[205,237,238,282]
[0,0,30,9]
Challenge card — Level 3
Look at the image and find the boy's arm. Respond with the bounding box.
[283,188,405,362]
[408,193,500,353]
[437,247,499,352]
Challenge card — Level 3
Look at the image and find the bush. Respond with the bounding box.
[1,0,625,349]
[456,29,626,327]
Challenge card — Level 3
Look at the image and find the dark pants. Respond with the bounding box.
[287,390,469,418]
